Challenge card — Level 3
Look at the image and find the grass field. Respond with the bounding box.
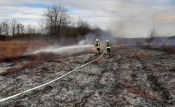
[0,41,43,60]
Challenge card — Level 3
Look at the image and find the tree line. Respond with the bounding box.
[0,5,100,45]
[0,19,37,36]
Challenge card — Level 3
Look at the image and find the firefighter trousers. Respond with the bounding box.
[96,48,100,54]
[106,48,111,54]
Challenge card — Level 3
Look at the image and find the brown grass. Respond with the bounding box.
[161,48,175,54]
[127,88,157,101]
[133,54,153,59]
[0,61,40,76]
[0,53,59,76]
[0,41,43,60]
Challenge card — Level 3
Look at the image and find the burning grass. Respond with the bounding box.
[0,41,43,61]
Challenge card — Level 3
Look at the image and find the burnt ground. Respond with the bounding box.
[0,47,175,107]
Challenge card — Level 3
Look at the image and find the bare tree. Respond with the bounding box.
[76,18,91,35]
[16,23,24,35]
[146,27,157,48]
[92,24,100,31]
[77,18,90,29]
[26,25,36,34]
[39,19,46,34]
[10,19,17,36]
[0,23,2,35]
[2,20,9,36]
[44,5,71,38]
[21,25,25,34]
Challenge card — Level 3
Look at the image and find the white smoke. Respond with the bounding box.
[78,30,117,45]
[109,0,175,38]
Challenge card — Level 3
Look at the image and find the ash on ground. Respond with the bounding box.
[0,47,175,107]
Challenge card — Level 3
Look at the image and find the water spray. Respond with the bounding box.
[27,44,106,55]
[30,45,94,55]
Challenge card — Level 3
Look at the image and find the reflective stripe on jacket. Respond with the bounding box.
[107,43,111,48]
[95,42,100,48]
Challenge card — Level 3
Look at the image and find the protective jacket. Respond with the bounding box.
[95,42,100,48]
[107,43,111,48]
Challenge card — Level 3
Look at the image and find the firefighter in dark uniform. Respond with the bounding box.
[95,39,101,54]
[106,40,111,55]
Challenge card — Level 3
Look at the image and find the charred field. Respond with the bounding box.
[0,45,175,107]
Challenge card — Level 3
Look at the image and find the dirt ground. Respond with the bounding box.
[0,47,175,107]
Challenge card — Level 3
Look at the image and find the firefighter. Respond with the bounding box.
[95,39,101,54]
[106,40,111,55]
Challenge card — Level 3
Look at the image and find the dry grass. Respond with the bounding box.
[0,53,59,76]
[133,54,153,59]
[0,62,39,76]
[127,88,157,101]
[0,41,43,60]
[161,48,175,54]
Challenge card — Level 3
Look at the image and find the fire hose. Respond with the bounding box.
[0,48,107,103]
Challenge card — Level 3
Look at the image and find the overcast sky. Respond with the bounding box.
[0,0,175,38]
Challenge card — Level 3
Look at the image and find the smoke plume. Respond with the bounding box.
[78,30,117,45]
[109,0,175,38]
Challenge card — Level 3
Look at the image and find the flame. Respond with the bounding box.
[166,42,171,45]
[91,47,96,51]
[116,45,121,48]
[91,46,106,52]
[101,46,105,49]
[120,44,127,47]
[156,43,162,45]
[143,42,148,46]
